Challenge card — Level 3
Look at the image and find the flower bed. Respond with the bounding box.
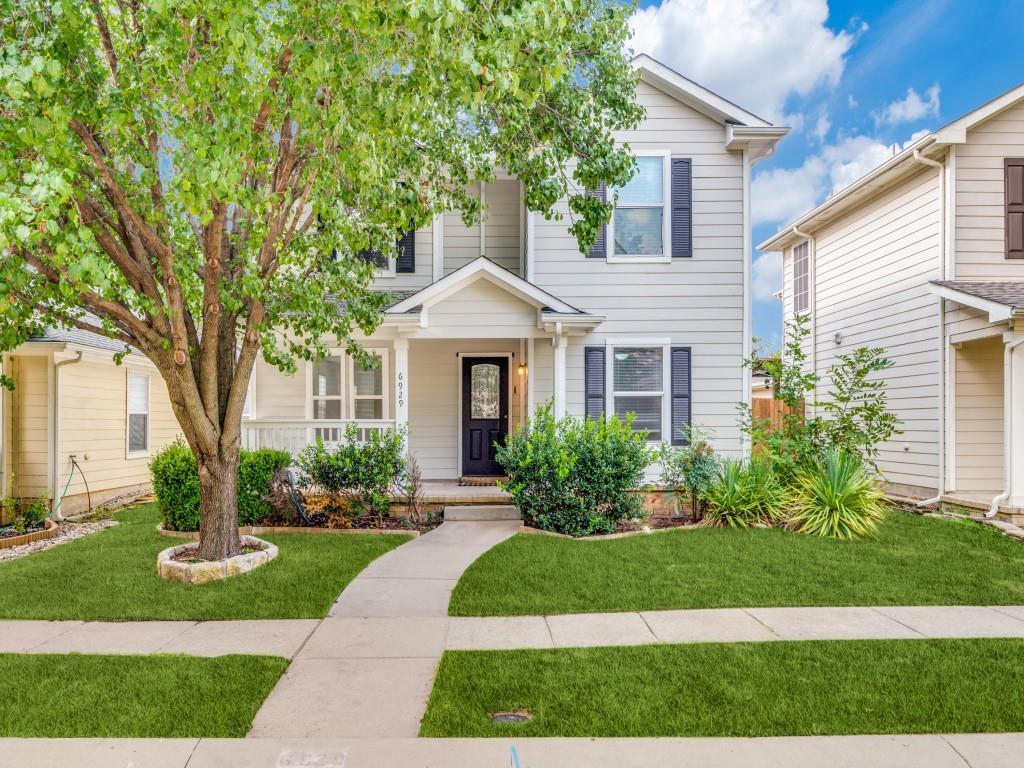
[0,519,58,550]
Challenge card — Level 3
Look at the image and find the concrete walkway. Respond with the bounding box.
[3,733,1022,768]
[247,520,522,739]
[446,605,1024,650]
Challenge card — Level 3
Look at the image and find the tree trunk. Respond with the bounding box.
[196,451,242,561]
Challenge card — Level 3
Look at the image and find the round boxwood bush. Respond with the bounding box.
[150,440,292,531]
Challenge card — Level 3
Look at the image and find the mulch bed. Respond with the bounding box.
[170,542,266,564]
[0,522,46,540]
[346,516,441,533]
[614,515,696,533]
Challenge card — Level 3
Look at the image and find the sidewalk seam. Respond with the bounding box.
[740,609,784,639]
[869,607,928,637]
[938,734,975,767]
[636,611,661,643]
[989,605,1024,625]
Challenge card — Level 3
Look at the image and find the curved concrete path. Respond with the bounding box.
[248,520,521,739]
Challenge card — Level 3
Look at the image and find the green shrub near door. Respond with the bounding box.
[150,441,292,531]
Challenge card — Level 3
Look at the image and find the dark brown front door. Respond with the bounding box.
[461,357,509,476]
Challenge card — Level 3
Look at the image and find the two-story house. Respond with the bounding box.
[242,55,788,484]
[759,83,1024,523]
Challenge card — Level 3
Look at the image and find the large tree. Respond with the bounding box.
[0,0,641,559]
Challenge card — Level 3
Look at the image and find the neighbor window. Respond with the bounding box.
[793,241,809,314]
[350,351,387,419]
[611,346,664,441]
[612,154,668,257]
[311,355,343,419]
[127,372,149,455]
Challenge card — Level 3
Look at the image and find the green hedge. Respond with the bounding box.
[150,441,292,531]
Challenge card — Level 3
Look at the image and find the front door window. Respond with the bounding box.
[470,363,501,419]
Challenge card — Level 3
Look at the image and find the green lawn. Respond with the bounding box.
[0,653,286,737]
[0,503,409,620]
[450,511,1024,616]
[421,638,1024,737]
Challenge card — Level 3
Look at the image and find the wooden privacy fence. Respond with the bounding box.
[752,398,803,431]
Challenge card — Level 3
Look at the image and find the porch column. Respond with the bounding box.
[553,333,567,419]
[394,337,409,448]
[1007,330,1024,508]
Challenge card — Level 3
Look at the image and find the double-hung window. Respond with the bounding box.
[350,351,387,419]
[610,152,671,261]
[126,371,150,456]
[793,241,809,314]
[611,346,665,441]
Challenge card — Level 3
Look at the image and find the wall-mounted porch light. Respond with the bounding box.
[517,362,528,377]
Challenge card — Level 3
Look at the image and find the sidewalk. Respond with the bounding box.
[2,733,1021,768]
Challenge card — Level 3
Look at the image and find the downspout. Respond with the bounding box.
[912,150,946,507]
[50,350,83,522]
[989,334,1024,518]
[791,225,815,413]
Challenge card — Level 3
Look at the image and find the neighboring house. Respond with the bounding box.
[244,55,787,480]
[750,358,775,400]
[0,327,182,516]
[759,83,1024,522]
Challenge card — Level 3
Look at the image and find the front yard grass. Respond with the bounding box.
[0,503,409,620]
[0,652,286,737]
[450,510,1024,616]
[420,638,1024,737]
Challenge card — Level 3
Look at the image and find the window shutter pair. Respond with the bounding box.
[586,159,692,259]
[1006,158,1024,259]
[583,345,691,445]
[357,229,416,272]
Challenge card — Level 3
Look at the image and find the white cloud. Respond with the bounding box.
[752,251,783,302]
[629,0,857,123]
[752,135,900,226]
[873,84,941,127]
[812,110,831,143]
[847,94,859,109]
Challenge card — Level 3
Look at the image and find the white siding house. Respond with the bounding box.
[760,82,1024,523]
[244,55,787,481]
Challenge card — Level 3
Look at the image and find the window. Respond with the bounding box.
[311,355,343,419]
[610,154,670,259]
[127,372,149,455]
[793,241,809,314]
[350,351,387,419]
[611,346,664,441]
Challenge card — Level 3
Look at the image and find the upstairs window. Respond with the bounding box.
[793,241,809,314]
[611,155,669,258]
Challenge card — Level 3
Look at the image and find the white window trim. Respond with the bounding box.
[606,149,672,264]
[793,241,810,316]
[605,339,671,444]
[348,347,390,420]
[309,353,346,420]
[125,369,151,459]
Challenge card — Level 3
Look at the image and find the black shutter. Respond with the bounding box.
[1006,158,1024,259]
[587,184,607,258]
[670,347,692,445]
[396,229,416,273]
[671,158,693,258]
[584,346,606,420]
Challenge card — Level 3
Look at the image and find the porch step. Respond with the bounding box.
[443,505,521,522]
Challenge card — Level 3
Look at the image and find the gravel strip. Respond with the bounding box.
[0,520,117,563]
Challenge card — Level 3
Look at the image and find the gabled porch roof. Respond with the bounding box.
[929,281,1024,322]
[381,256,604,334]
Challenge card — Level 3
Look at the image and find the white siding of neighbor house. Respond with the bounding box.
[781,167,943,493]
[953,335,1004,493]
[533,78,747,456]
[58,360,180,506]
[955,100,1024,280]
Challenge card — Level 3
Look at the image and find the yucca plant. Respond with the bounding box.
[703,459,788,528]
[787,450,888,539]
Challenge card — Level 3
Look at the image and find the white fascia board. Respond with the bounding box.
[933,82,1024,144]
[928,284,1013,323]
[631,55,771,128]
[725,125,790,165]
[386,256,582,315]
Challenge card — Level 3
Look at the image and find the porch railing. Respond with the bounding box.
[240,419,396,456]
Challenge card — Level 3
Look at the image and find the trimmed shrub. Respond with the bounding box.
[497,404,651,537]
[787,449,887,539]
[150,440,292,531]
[296,425,406,517]
[703,458,788,528]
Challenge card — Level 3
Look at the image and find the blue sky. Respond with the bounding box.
[630,0,1024,350]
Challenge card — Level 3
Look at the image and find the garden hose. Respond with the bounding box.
[50,455,92,520]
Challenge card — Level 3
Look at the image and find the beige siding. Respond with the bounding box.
[424,279,537,338]
[786,168,943,492]
[371,225,435,292]
[482,180,522,274]
[58,360,181,499]
[252,357,308,419]
[533,79,746,455]
[954,335,1003,492]
[955,100,1024,279]
[8,355,50,498]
